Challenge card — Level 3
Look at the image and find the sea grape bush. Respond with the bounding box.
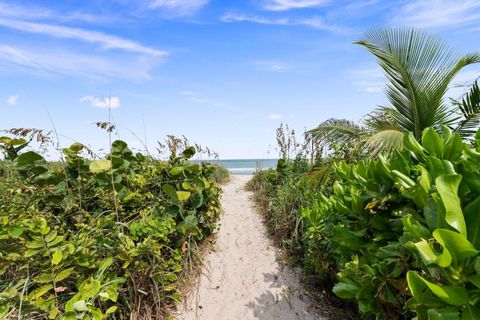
[0,138,221,319]
[303,127,480,319]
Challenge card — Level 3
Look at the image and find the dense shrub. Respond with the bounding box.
[250,127,480,319]
[247,159,317,254]
[304,127,480,319]
[0,138,221,319]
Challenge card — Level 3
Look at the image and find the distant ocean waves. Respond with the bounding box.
[203,159,278,175]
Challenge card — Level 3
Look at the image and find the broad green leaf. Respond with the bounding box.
[413,239,451,267]
[422,127,444,156]
[428,157,456,179]
[51,251,63,265]
[443,132,464,162]
[79,277,101,299]
[332,281,359,299]
[407,271,469,306]
[89,160,112,173]
[427,309,460,320]
[55,268,75,282]
[462,305,480,320]
[433,229,478,264]
[105,306,117,315]
[34,273,53,284]
[464,196,480,248]
[436,175,466,236]
[169,167,184,175]
[403,215,431,239]
[72,300,89,312]
[28,284,53,300]
[176,191,191,201]
[8,226,23,238]
[181,146,196,158]
[468,274,480,288]
[44,230,58,243]
[14,151,45,170]
[391,170,416,188]
[69,142,84,152]
[162,184,178,203]
[26,240,44,249]
[404,132,426,156]
[463,172,480,194]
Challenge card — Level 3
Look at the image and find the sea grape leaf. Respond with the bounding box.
[89,160,112,174]
[162,184,178,203]
[176,191,191,201]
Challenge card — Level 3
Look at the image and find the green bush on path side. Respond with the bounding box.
[0,139,221,319]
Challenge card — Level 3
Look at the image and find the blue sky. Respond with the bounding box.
[1,0,480,159]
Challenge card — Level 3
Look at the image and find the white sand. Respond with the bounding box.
[175,175,322,320]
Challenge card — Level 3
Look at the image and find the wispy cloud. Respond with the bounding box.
[349,67,385,93]
[221,12,346,33]
[80,96,121,109]
[393,0,480,29]
[148,0,209,16]
[5,95,18,106]
[0,2,119,25]
[448,69,480,98]
[262,0,329,11]
[267,114,283,120]
[0,44,155,80]
[251,61,290,72]
[179,91,234,110]
[0,18,166,57]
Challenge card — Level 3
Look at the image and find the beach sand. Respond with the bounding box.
[175,175,321,320]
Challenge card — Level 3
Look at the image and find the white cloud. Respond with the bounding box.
[0,3,117,25]
[221,12,345,33]
[251,61,290,72]
[262,0,328,11]
[393,0,480,28]
[448,69,480,98]
[179,90,234,110]
[5,95,18,105]
[149,0,208,16]
[0,44,156,80]
[268,114,283,120]
[221,12,289,25]
[349,67,385,93]
[80,96,121,109]
[0,18,167,57]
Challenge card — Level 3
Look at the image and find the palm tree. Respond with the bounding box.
[309,27,480,154]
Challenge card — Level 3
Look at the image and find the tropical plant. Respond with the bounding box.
[309,27,480,154]
[303,126,480,319]
[0,136,222,319]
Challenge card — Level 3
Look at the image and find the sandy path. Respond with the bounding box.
[175,175,321,320]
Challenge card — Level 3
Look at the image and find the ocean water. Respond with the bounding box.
[206,159,278,175]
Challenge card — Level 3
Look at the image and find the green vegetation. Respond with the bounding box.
[0,134,222,319]
[249,27,480,319]
[310,28,480,155]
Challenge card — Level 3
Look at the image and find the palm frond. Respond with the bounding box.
[364,129,404,155]
[307,118,362,147]
[453,81,480,137]
[305,160,335,186]
[355,27,477,138]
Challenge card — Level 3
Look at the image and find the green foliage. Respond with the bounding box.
[303,126,480,318]
[0,138,221,319]
[309,27,480,155]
